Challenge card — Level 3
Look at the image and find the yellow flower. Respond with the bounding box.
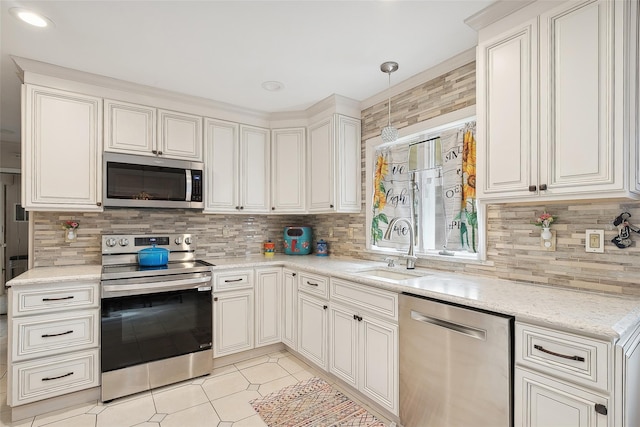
[374,154,388,184]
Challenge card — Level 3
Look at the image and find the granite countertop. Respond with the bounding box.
[7,256,640,344]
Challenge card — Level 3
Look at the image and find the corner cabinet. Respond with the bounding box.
[22,85,103,212]
[271,128,306,213]
[282,269,298,350]
[203,120,270,213]
[255,267,282,347]
[476,0,640,202]
[307,114,362,213]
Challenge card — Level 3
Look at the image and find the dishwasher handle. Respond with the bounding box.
[410,310,487,341]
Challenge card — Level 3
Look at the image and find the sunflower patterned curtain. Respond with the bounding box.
[371,121,477,253]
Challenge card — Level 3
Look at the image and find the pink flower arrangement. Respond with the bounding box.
[63,220,80,230]
[534,211,556,228]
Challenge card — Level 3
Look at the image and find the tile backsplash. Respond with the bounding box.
[30,58,640,296]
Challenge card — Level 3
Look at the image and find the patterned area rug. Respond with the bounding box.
[250,377,387,427]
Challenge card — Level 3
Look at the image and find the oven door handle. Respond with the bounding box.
[102,276,211,298]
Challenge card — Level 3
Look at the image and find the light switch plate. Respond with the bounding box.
[585,229,605,253]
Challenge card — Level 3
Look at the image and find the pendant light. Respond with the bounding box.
[380,61,399,143]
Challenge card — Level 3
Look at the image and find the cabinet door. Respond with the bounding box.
[515,368,609,427]
[539,0,622,194]
[204,118,239,212]
[22,85,102,211]
[157,109,203,161]
[104,99,156,155]
[271,128,306,213]
[239,125,270,213]
[255,268,281,348]
[360,315,398,415]
[307,117,335,213]
[297,292,328,370]
[477,20,538,199]
[328,303,358,388]
[335,115,361,212]
[213,290,254,357]
[282,269,298,349]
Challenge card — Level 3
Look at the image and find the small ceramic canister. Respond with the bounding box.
[264,240,275,256]
[316,239,328,256]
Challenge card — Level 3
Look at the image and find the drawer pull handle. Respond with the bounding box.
[224,278,243,283]
[42,296,74,302]
[306,281,319,287]
[42,372,73,381]
[595,403,608,416]
[42,330,73,338]
[534,344,585,362]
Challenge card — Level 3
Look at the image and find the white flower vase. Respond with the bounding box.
[65,229,76,242]
[541,227,552,240]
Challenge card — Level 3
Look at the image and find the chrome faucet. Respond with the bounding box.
[383,217,417,269]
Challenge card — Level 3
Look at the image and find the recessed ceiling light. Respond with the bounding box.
[10,8,54,28]
[261,81,284,92]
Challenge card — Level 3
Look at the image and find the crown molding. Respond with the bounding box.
[464,0,536,31]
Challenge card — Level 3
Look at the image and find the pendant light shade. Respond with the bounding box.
[380,61,399,143]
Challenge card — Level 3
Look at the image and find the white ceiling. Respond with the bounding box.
[0,0,493,147]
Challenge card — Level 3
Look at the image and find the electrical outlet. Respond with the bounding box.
[585,229,604,253]
[329,227,334,238]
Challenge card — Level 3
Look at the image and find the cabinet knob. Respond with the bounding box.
[151,150,157,155]
[272,207,275,210]
[96,202,102,206]
[240,206,244,210]
[158,151,163,155]
[323,305,328,310]
[528,185,537,192]
[235,206,240,210]
[330,204,334,208]
[539,184,547,191]
[292,273,296,277]
[213,297,218,302]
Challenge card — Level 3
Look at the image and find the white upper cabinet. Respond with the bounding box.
[22,85,103,211]
[105,100,202,161]
[104,99,156,155]
[204,121,270,213]
[271,128,306,213]
[157,109,202,161]
[204,118,239,212]
[240,125,271,213]
[477,0,639,202]
[307,114,361,213]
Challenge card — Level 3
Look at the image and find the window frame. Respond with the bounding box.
[364,106,486,262]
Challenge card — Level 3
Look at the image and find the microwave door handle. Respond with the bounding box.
[185,170,192,201]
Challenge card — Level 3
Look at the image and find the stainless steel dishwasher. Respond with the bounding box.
[399,293,513,427]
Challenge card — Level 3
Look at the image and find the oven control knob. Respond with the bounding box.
[105,238,117,247]
[174,237,183,245]
[184,237,192,245]
[118,238,129,247]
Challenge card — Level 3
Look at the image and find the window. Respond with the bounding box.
[366,112,480,261]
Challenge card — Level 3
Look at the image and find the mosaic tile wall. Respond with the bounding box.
[32,59,640,295]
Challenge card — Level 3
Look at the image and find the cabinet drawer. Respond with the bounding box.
[516,322,610,392]
[12,310,99,361]
[298,272,329,299]
[330,278,398,322]
[11,282,99,317]
[213,269,254,291]
[10,349,100,406]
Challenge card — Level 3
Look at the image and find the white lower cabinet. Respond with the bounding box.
[328,279,399,415]
[297,291,328,370]
[282,269,298,350]
[7,281,100,407]
[213,289,254,357]
[255,268,282,347]
[516,367,609,427]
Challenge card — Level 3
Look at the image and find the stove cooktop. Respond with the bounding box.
[101,260,213,281]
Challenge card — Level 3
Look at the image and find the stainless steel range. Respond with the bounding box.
[100,233,213,402]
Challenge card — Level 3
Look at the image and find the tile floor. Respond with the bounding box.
[0,315,391,427]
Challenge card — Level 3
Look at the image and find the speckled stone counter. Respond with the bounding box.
[8,256,640,343]
[205,255,640,343]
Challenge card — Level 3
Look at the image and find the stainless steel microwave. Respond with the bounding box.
[103,153,204,209]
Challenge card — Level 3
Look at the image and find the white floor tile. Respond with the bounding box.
[211,390,261,422]
[39,414,97,427]
[233,356,269,370]
[96,395,156,427]
[211,364,238,378]
[152,384,209,415]
[240,362,290,384]
[32,402,97,427]
[160,402,220,427]
[232,414,268,427]
[257,375,299,397]
[277,355,310,374]
[201,371,249,401]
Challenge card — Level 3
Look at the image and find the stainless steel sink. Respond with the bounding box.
[351,268,428,281]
